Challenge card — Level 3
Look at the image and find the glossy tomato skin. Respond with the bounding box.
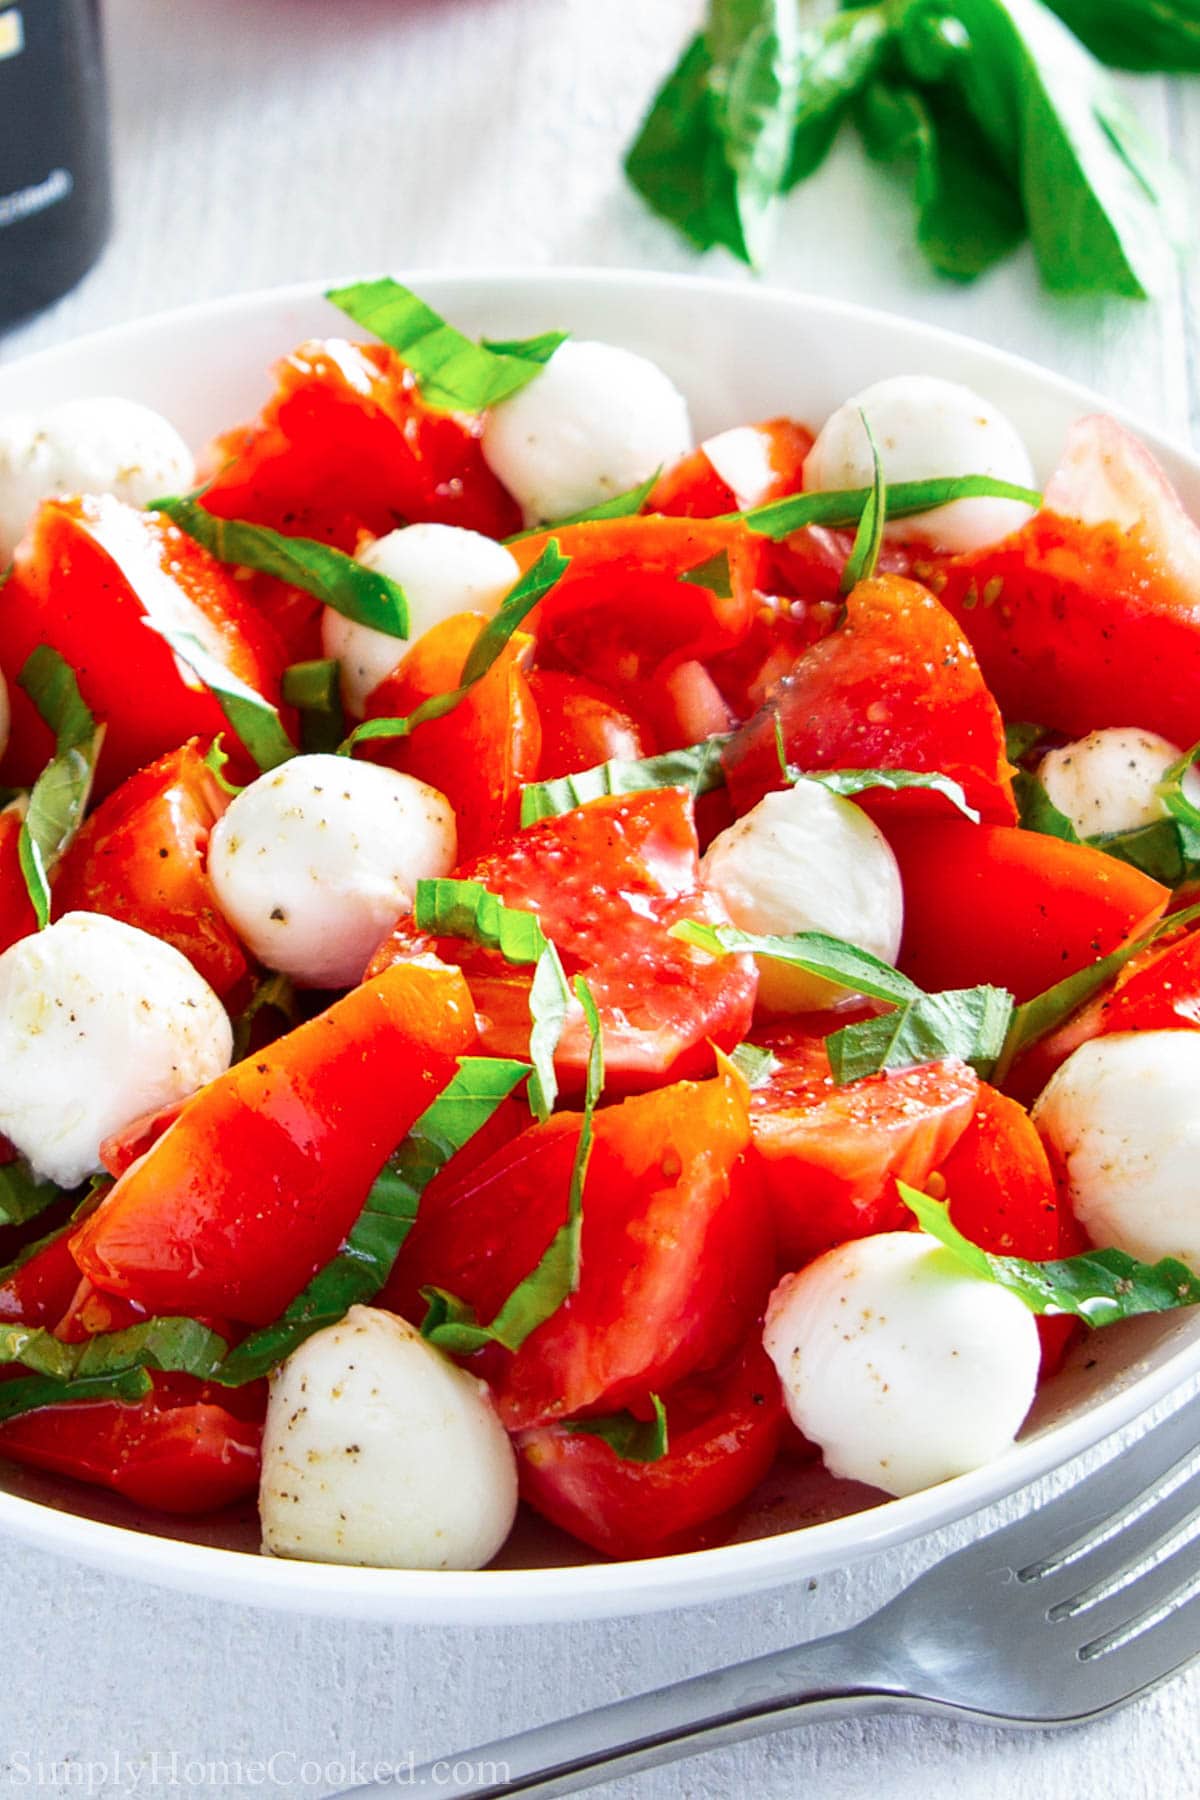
[723,574,1017,826]
[362,613,541,859]
[0,1371,264,1514]
[369,788,758,1091]
[199,338,521,547]
[52,740,248,999]
[515,1338,785,1559]
[886,820,1169,1002]
[526,669,646,778]
[0,497,289,797]
[0,1226,83,1327]
[747,1028,979,1266]
[386,1069,774,1431]
[650,418,813,519]
[70,959,476,1324]
[932,511,1200,746]
[0,810,35,956]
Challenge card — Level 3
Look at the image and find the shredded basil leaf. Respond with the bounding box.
[340,540,569,756]
[282,658,347,756]
[563,1394,670,1463]
[669,917,922,1005]
[0,1316,228,1383]
[325,278,567,412]
[519,735,730,826]
[0,1161,62,1230]
[1005,721,1050,762]
[682,549,734,597]
[839,410,887,593]
[216,1056,530,1384]
[899,1183,1200,1326]
[1044,0,1200,71]
[147,625,296,774]
[154,496,409,639]
[505,472,660,542]
[804,767,981,824]
[0,1367,153,1424]
[728,1041,780,1088]
[16,647,105,928]
[732,473,1042,541]
[827,984,1013,1082]
[202,735,241,796]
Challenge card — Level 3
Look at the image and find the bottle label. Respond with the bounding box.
[0,167,74,231]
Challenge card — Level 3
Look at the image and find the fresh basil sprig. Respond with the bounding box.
[563,1394,670,1464]
[282,658,347,756]
[147,626,297,774]
[839,411,886,593]
[730,473,1042,541]
[899,1182,1200,1326]
[16,647,105,928]
[340,540,569,756]
[154,496,409,640]
[520,735,730,826]
[1044,0,1200,71]
[325,278,567,412]
[421,980,604,1356]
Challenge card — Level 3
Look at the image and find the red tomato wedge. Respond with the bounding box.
[527,669,646,779]
[515,1338,785,1559]
[650,418,813,517]
[52,740,248,999]
[386,1068,773,1430]
[362,613,541,860]
[933,418,1200,745]
[199,338,521,547]
[369,788,758,1090]
[0,496,289,797]
[747,1027,978,1265]
[722,573,1017,825]
[0,809,35,956]
[70,959,476,1324]
[0,1227,83,1327]
[886,819,1169,1001]
[0,1372,264,1513]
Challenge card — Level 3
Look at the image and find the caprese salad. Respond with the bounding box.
[0,279,1199,1570]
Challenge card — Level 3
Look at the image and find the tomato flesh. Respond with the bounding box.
[0,810,35,956]
[527,669,646,778]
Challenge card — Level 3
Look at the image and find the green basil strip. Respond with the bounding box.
[563,1394,669,1463]
[16,647,105,928]
[802,768,980,825]
[216,1055,530,1385]
[1004,721,1050,762]
[505,471,661,543]
[1013,767,1080,842]
[154,496,409,639]
[732,474,1042,542]
[325,278,567,413]
[1044,0,1200,72]
[147,625,296,773]
[0,1161,62,1230]
[202,735,242,796]
[899,1183,1200,1327]
[230,973,299,1064]
[827,984,1013,1083]
[995,898,1200,1081]
[0,1316,228,1383]
[728,1041,780,1088]
[682,549,734,598]
[282,658,347,756]
[422,981,604,1356]
[519,735,730,827]
[0,1367,153,1425]
[340,540,570,756]
[838,411,886,594]
[412,877,571,1122]
[669,918,922,1006]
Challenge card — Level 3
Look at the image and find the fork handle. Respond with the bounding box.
[325,1627,914,1798]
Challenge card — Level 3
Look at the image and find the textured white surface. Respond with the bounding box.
[3,0,1200,1794]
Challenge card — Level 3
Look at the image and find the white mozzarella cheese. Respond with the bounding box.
[1038,727,1200,839]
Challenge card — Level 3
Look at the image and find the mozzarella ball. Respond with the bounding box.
[0,911,231,1188]
[322,525,519,719]
[481,339,693,526]
[700,781,904,1012]
[1038,727,1200,840]
[1034,1032,1200,1267]
[804,376,1036,553]
[260,1305,519,1569]
[764,1233,1041,1497]
[208,754,456,988]
[0,397,194,562]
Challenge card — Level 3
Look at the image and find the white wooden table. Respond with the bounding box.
[3,2,1200,1795]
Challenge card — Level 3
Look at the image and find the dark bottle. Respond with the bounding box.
[0,0,111,330]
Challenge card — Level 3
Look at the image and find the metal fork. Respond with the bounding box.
[330,1383,1200,1798]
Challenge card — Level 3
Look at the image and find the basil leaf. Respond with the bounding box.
[1044,0,1200,70]
[0,1368,152,1424]
[282,658,347,756]
[899,1182,1200,1327]
[340,540,569,755]
[1005,721,1050,762]
[0,1316,228,1382]
[903,0,1186,299]
[16,647,105,928]
[625,35,756,260]
[1012,768,1080,840]
[325,279,566,412]
[839,411,886,593]
[786,4,892,186]
[519,735,730,826]
[412,877,571,1122]
[154,496,409,639]
[804,767,980,824]
[147,626,296,774]
[202,735,241,796]
[230,972,298,1063]
[827,984,1013,1082]
[733,474,1042,540]
[728,1041,780,1088]
[506,471,661,542]
[423,982,603,1357]
[563,1394,669,1463]
[704,0,804,266]
[669,917,922,1005]
[0,1161,62,1229]
[1157,736,1200,847]
[682,549,733,598]
[217,1055,530,1384]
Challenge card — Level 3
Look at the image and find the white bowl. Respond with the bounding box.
[3,269,1199,1624]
